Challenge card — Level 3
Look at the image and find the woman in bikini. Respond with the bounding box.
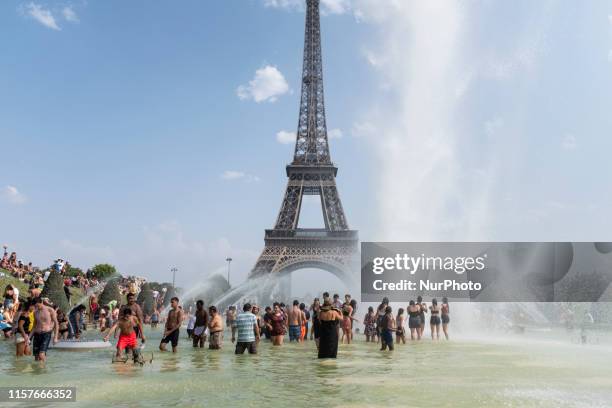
[341,302,353,344]
[441,297,450,340]
[429,299,441,340]
[56,308,69,340]
[417,295,427,339]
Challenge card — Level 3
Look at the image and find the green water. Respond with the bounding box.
[1,328,611,408]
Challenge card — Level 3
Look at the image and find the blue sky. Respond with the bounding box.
[2,0,612,289]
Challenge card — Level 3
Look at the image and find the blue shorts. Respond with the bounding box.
[33,331,52,355]
[382,329,394,347]
[289,325,301,341]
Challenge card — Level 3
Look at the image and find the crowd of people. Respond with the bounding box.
[0,246,151,363]
[1,246,35,280]
[2,247,452,364]
[94,291,452,363]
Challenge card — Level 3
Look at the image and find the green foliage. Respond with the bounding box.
[99,278,121,306]
[64,264,83,277]
[90,264,117,280]
[41,271,70,313]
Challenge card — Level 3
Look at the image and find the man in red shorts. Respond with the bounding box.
[104,307,145,363]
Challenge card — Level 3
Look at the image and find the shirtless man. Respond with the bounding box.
[208,306,224,350]
[159,297,183,352]
[31,297,59,362]
[192,300,208,348]
[287,300,304,342]
[104,307,146,363]
[126,293,145,340]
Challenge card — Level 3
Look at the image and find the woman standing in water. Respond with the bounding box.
[441,297,450,340]
[380,306,396,351]
[310,298,321,346]
[429,299,441,340]
[376,298,389,345]
[341,301,353,344]
[363,306,376,342]
[317,298,342,358]
[407,300,421,341]
[417,296,427,339]
[349,299,358,342]
[15,301,33,356]
[268,303,286,346]
[396,308,406,344]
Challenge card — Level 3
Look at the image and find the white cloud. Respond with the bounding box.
[276,130,296,144]
[562,134,577,150]
[62,6,79,23]
[328,128,343,139]
[363,49,385,68]
[608,49,612,62]
[321,0,351,15]
[263,0,301,10]
[221,170,261,182]
[2,185,27,204]
[237,65,290,103]
[351,121,376,138]
[24,3,61,30]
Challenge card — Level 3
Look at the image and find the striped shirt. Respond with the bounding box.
[235,312,257,343]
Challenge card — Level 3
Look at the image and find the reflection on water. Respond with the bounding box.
[1,327,612,408]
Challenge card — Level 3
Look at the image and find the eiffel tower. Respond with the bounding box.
[249,0,359,288]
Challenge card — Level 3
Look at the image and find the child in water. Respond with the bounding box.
[396,308,406,344]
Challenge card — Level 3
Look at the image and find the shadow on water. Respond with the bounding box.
[190,350,206,370]
[5,357,49,377]
[111,361,142,378]
[159,355,180,373]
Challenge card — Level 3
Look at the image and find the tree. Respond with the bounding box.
[190,274,230,306]
[137,283,156,315]
[41,271,70,313]
[90,264,117,280]
[99,278,121,306]
[64,263,83,277]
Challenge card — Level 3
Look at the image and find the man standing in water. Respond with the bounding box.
[127,293,145,341]
[233,303,260,354]
[32,297,59,362]
[159,297,183,353]
[192,300,208,348]
[208,306,224,350]
[104,307,146,363]
[287,300,304,342]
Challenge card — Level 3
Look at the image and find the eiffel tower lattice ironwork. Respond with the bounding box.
[250,0,359,283]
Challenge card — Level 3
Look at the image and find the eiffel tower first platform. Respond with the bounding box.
[249,0,359,285]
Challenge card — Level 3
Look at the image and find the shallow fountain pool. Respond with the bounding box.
[1,327,611,408]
